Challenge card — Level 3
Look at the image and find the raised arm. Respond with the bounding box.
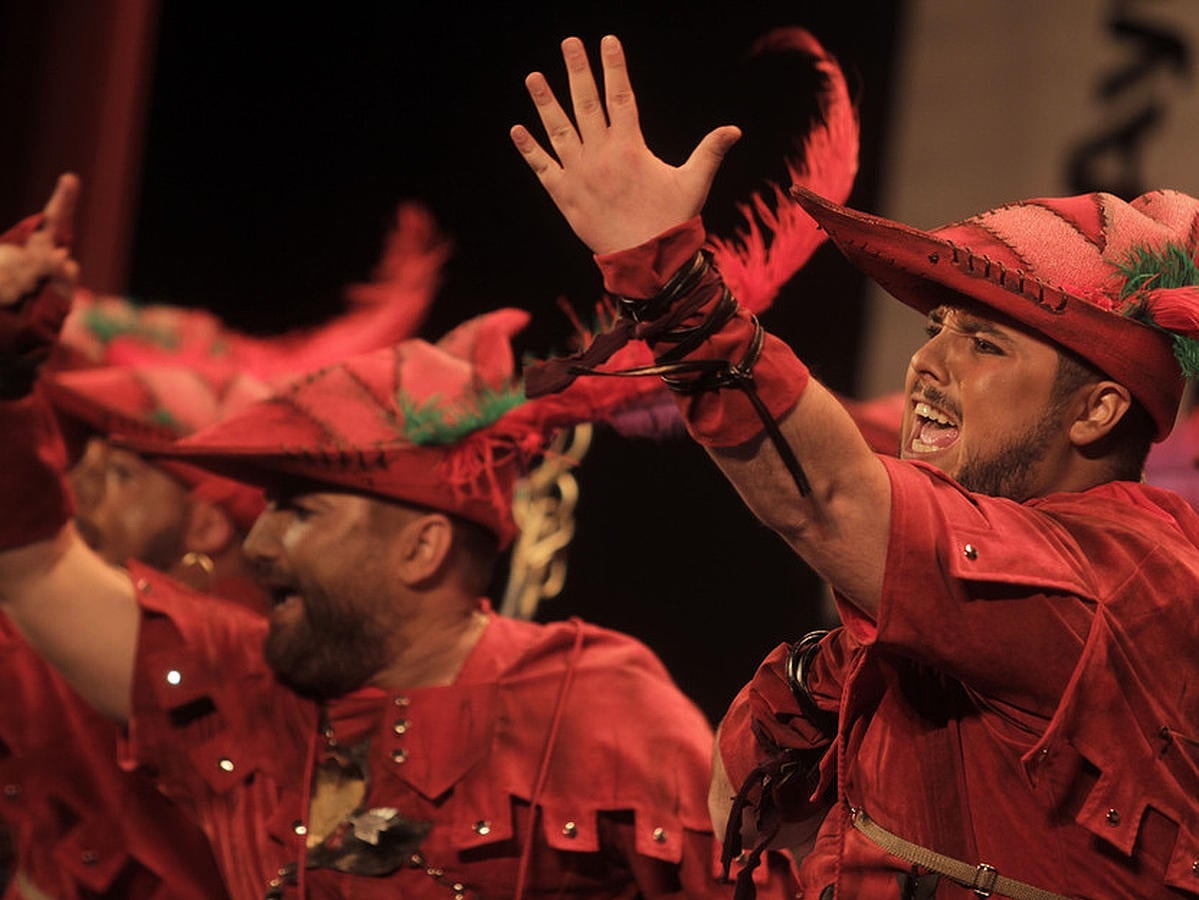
[512,37,891,613]
[0,175,138,721]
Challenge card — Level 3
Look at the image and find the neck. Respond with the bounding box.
[370,604,490,691]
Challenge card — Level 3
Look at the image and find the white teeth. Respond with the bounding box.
[914,402,955,426]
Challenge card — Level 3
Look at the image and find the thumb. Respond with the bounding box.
[682,125,742,189]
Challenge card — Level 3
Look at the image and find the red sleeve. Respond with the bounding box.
[0,213,73,399]
[857,456,1096,717]
[0,385,73,550]
[119,564,309,798]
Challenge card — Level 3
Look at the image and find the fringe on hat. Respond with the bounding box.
[1116,242,1199,378]
[707,27,859,315]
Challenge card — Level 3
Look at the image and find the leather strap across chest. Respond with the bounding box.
[850,807,1070,900]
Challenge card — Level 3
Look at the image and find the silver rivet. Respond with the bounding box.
[268,878,282,889]
[393,719,410,735]
[963,544,978,561]
[166,669,182,686]
[81,850,98,864]
[391,748,408,764]
[652,826,667,843]
[1192,860,1199,875]
[473,820,491,835]
[426,866,444,877]
[562,821,578,838]
[1106,808,1120,825]
[218,758,235,773]
[292,820,307,836]
[452,884,464,892]
[394,695,410,707]
[1038,747,1049,758]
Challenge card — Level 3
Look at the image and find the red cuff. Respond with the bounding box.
[0,213,44,247]
[677,326,809,447]
[0,213,72,398]
[595,218,706,298]
[0,385,73,550]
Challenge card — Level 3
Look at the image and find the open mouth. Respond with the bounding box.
[267,586,304,616]
[909,401,960,454]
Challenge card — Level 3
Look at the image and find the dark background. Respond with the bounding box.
[10,1,908,722]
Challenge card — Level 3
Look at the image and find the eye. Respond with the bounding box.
[972,337,1003,355]
[106,460,136,482]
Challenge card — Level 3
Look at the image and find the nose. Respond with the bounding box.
[908,328,952,388]
[242,505,285,564]
[68,438,107,511]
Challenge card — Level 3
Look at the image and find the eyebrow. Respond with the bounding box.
[928,305,1016,344]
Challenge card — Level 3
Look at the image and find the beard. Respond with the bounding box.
[953,411,1061,502]
[263,579,394,701]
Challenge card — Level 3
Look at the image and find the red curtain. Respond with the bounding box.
[0,0,159,294]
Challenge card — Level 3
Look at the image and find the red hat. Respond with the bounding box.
[790,187,1199,439]
[42,365,272,530]
[151,308,674,548]
[149,310,534,546]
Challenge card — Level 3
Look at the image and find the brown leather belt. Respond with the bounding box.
[851,807,1071,900]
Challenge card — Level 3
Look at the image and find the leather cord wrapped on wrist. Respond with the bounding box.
[526,252,812,496]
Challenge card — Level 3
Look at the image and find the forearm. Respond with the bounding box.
[0,527,137,722]
[0,390,136,722]
[601,229,890,613]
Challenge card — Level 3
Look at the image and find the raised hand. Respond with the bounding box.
[511,35,741,255]
[0,173,80,308]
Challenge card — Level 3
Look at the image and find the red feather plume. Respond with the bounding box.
[706,28,860,314]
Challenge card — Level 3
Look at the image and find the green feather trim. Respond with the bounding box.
[1172,336,1199,379]
[148,406,182,432]
[397,384,527,446]
[1115,242,1199,377]
[1115,242,1199,297]
[80,305,179,350]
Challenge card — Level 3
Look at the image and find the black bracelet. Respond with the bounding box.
[785,630,838,738]
[615,251,710,323]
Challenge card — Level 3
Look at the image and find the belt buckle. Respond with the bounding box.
[970,862,998,897]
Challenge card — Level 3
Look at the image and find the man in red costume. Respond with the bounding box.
[0,176,238,900]
[513,36,1199,899]
[0,185,459,899]
[0,178,793,898]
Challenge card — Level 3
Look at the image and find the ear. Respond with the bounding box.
[396,512,454,585]
[182,498,237,556]
[1068,380,1134,448]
